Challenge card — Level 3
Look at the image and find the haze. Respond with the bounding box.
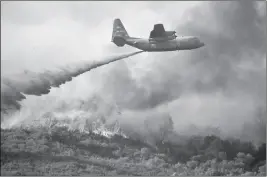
[1,1,266,144]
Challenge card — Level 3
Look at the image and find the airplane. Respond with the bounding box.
[111,18,205,52]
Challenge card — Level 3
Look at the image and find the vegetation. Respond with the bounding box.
[1,126,266,176]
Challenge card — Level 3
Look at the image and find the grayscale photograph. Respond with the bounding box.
[1,1,266,176]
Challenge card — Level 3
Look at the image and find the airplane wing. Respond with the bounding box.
[149,24,166,39]
[149,24,176,41]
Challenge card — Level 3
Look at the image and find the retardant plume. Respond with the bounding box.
[1,50,143,116]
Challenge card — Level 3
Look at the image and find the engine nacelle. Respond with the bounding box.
[165,31,176,36]
[167,34,176,40]
[149,34,176,42]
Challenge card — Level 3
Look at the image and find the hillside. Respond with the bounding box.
[1,125,266,176]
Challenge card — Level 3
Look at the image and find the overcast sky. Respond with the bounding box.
[1,1,266,142]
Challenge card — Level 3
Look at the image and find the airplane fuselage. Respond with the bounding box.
[113,36,204,52]
[111,18,205,52]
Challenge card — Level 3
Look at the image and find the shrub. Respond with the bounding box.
[1,126,265,176]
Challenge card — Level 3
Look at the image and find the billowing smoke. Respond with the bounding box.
[1,51,143,116]
[90,1,266,144]
[1,1,265,145]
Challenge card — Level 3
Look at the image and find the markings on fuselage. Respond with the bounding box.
[149,42,178,51]
[151,44,156,48]
[150,44,168,50]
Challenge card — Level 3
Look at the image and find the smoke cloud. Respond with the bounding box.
[92,1,266,143]
[1,1,265,145]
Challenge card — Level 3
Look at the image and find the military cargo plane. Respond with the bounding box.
[111,18,205,52]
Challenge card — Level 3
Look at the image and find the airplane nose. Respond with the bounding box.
[197,38,205,47]
[200,42,205,47]
[194,37,205,48]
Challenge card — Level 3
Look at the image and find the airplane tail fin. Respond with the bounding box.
[112,18,130,47]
